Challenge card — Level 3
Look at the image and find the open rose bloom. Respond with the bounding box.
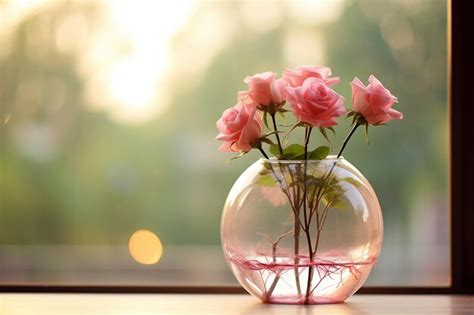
[283,65,340,87]
[243,71,287,109]
[216,102,263,152]
[351,75,403,125]
[285,77,346,127]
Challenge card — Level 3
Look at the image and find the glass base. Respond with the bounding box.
[228,251,375,304]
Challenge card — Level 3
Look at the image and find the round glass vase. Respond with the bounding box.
[221,157,383,304]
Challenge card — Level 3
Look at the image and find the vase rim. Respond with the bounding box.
[261,155,344,163]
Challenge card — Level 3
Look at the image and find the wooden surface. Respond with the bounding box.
[0,294,473,314]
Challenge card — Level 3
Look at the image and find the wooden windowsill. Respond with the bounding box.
[1,293,473,314]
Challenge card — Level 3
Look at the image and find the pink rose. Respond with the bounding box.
[236,91,254,107]
[285,78,346,127]
[243,71,287,107]
[216,102,263,152]
[350,75,403,125]
[283,65,340,87]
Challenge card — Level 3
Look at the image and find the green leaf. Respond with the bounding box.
[302,175,328,201]
[263,131,282,137]
[282,144,305,159]
[309,146,330,160]
[277,105,288,113]
[292,154,305,160]
[306,176,326,187]
[256,174,276,187]
[269,144,280,157]
[327,198,348,211]
[327,126,336,136]
[226,151,248,164]
[261,161,272,172]
[263,112,270,130]
[319,127,331,143]
[260,137,275,145]
[321,189,348,211]
[288,175,325,189]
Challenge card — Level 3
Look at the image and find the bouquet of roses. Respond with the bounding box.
[216,66,402,161]
[216,65,403,304]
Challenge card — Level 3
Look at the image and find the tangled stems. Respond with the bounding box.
[257,122,364,303]
[264,113,304,297]
[273,114,302,292]
[306,122,363,302]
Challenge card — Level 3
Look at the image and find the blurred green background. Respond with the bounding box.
[0,0,448,285]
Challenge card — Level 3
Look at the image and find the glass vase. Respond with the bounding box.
[221,157,383,304]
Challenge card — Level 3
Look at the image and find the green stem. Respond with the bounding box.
[271,113,283,155]
[337,123,360,158]
[265,163,301,300]
[293,211,302,295]
[284,161,302,296]
[321,122,361,192]
[265,243,280,301]
[313,230,321,257]
[302,127,312,228]
[258,147,269,159]
[303,127,314,304]
[304,127,312,160]
[266,272,280,301]
[304,237,315,304]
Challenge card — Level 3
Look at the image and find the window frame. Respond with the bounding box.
[1,0,472,295]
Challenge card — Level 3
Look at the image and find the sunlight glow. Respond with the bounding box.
[83,0,194,124]
[0,0,47,59]
[2,0,346,125]
[284,29,325,67]
[287,0,345,25]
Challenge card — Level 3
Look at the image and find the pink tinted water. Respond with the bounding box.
[227,251,375,304]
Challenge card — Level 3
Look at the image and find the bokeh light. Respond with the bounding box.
[128,229,163,265]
